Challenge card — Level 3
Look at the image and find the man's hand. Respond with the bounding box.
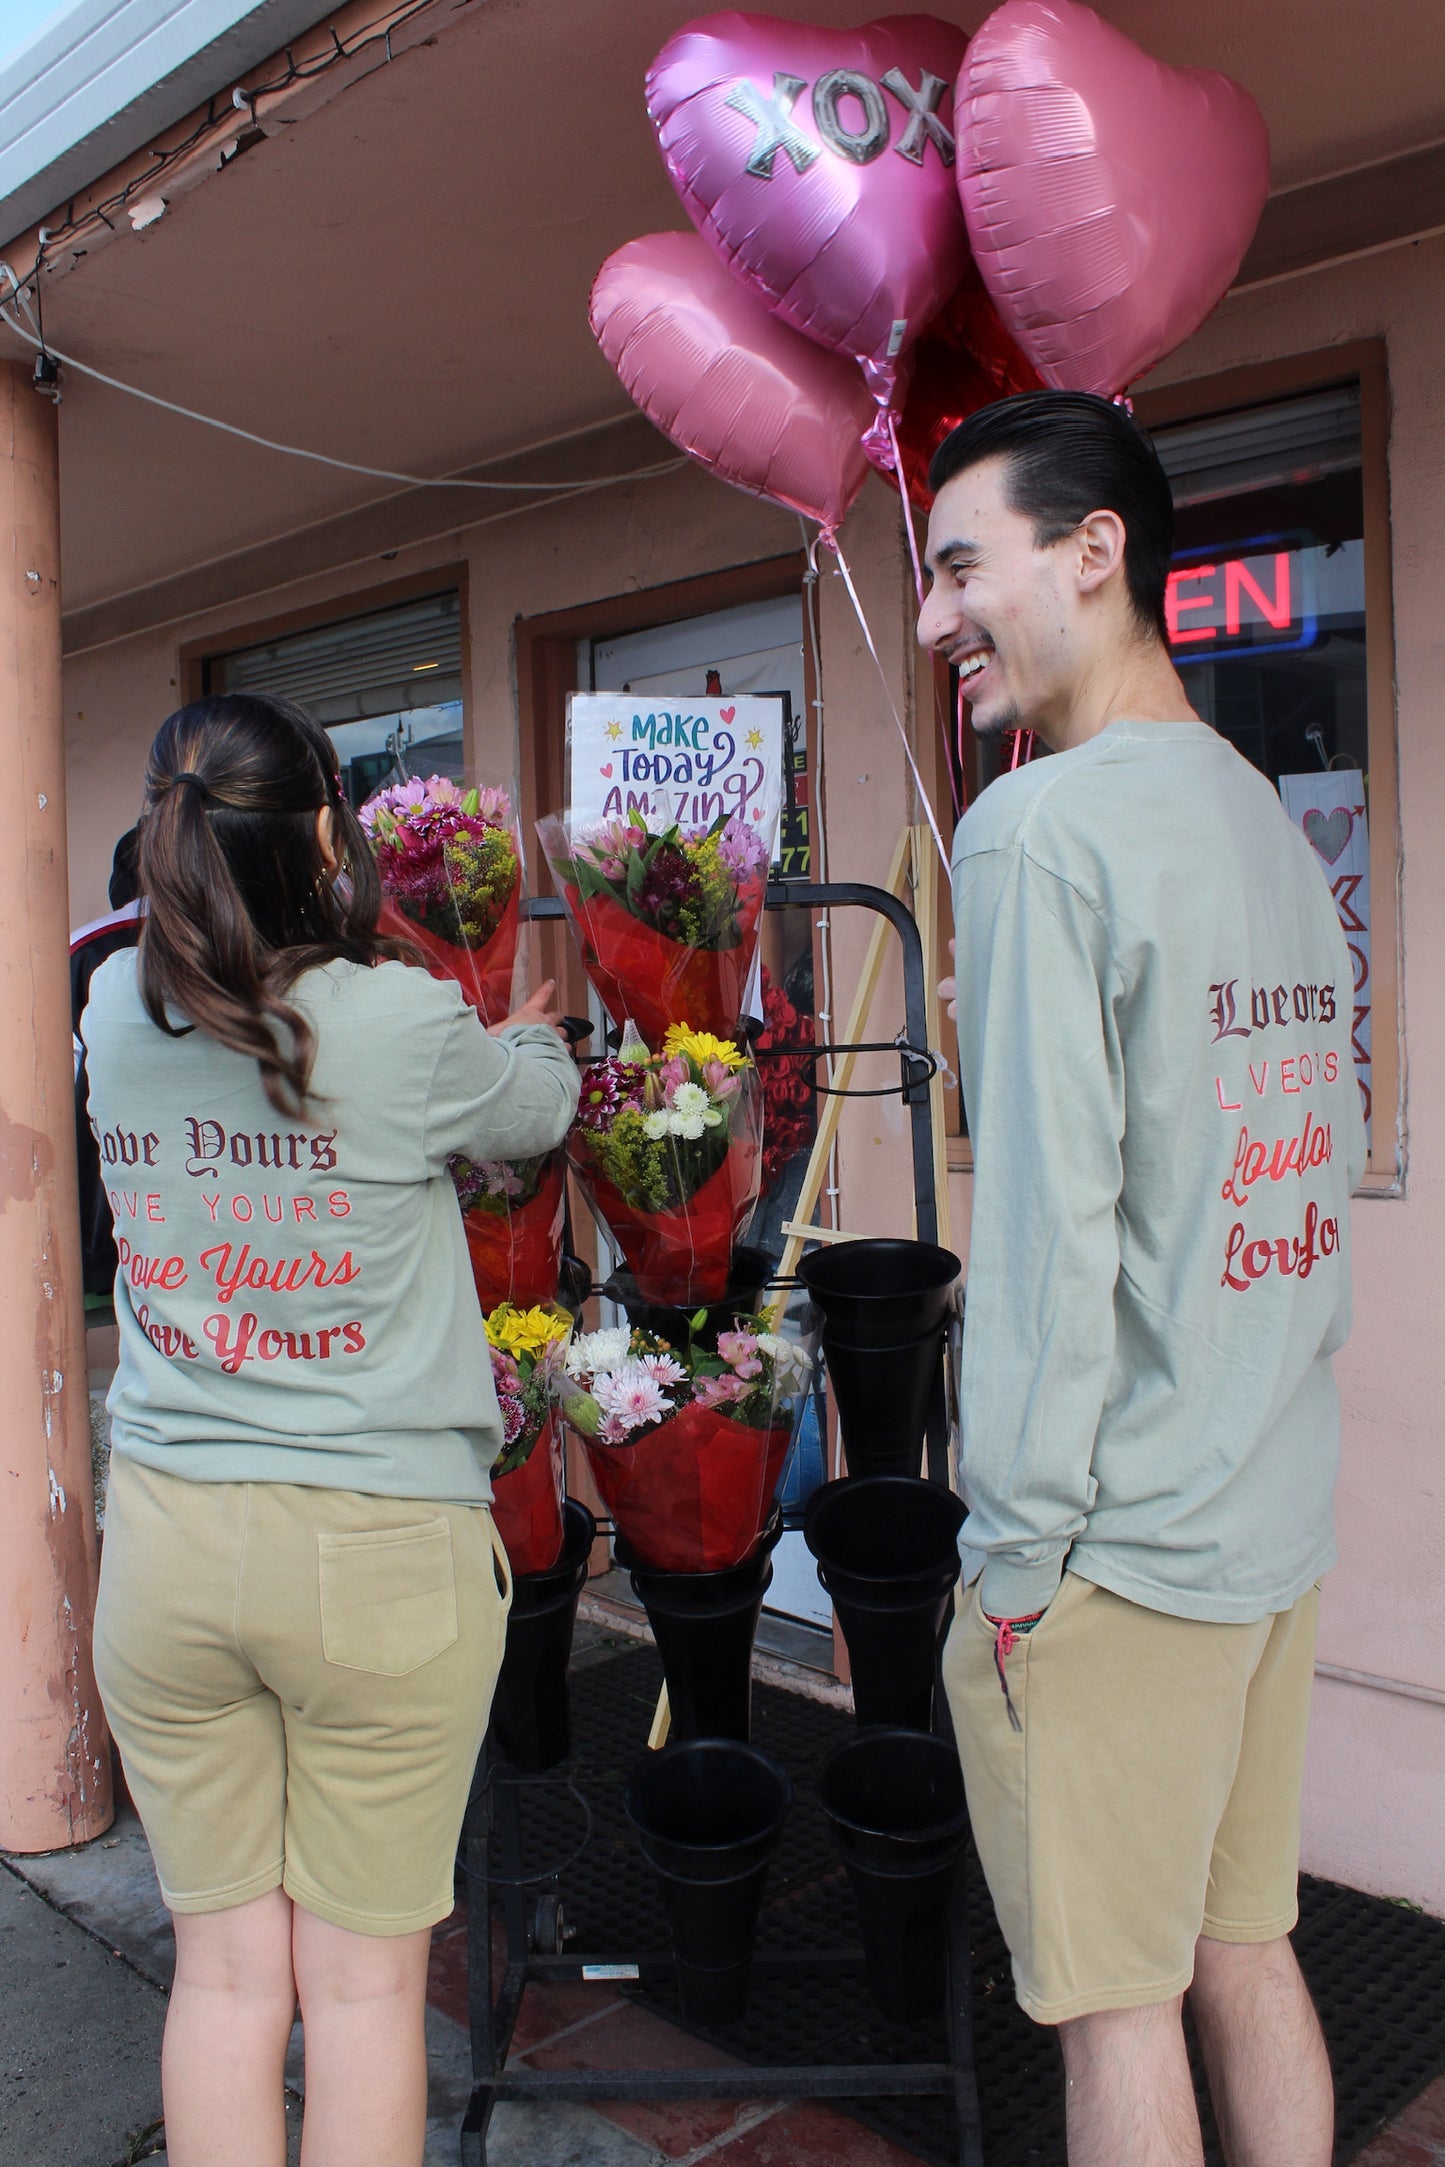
[938,936,957,1023]
[489,979,564,1037]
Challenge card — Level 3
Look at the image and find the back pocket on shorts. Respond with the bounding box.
[318,1518,458,1677]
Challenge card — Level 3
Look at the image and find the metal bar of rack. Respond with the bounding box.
[459,880,981,2167]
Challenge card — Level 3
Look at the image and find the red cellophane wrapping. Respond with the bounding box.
[489,1412,566,1576]
[580,1401,792,1573]
[560,880,762,1044]
[570,1124,760,1304]
[461,1151,566,1310]
[377,866,521,1026]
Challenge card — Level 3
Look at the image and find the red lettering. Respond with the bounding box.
[262,1195,284,1223]
[203,1311,260,1375]
[1331,874,1367,935]
[328,1191,351,1219]
[1166,565,1217,644]
[1248,1061,1269,1098]
[202,1194,220,1223]
[232,1196,254,1223]
[146,1195,165,1223]
[283,1331,316,1360]
[342,1321,366,1354]
[258,1329,284,1360]
[1216,1077,1243,1112]
[1280,1059,1299,1094]
[317,1328,340,1358]
[293,1198,317,1222]
[1324,1052,1339,1083]
[1225,553,1291,634]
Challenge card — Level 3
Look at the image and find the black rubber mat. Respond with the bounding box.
[488,1641,1445,2164]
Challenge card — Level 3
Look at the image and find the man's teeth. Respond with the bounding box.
[959,651,990,680]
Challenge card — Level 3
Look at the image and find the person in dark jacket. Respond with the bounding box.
[72,830,142,1300]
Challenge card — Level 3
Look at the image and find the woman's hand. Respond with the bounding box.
[489,980,564,1037]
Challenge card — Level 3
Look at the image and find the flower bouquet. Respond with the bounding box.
[558,1318,811,1572]
[362,775,521,1024]
[451,1148,566,1310]
[485,1303,573,1575]
[568,1025,761,1304]
[537,806,767,1044]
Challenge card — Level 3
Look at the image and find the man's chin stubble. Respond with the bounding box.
[971,700,1022,743]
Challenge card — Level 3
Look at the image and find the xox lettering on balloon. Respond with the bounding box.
[726,64,955,178]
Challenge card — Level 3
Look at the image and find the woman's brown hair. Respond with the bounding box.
[137,692,411,1114]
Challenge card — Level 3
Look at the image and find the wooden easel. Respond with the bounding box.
[646,825,952,1750]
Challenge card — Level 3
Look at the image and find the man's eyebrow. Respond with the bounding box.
[928,536,978,570]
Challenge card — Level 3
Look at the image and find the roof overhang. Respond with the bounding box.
[0,0,335,241]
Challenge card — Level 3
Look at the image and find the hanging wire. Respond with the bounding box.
[0,274,687,496]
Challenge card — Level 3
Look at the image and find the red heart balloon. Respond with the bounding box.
[870,258,1043,510]
[957,0,1270,395]
[590,230,875,536]
[647,13,969,419]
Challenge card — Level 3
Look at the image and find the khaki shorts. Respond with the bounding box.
[94,1454,511,1937]
[942,1570,1319,2025]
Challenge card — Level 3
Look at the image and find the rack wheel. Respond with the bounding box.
[531,1893,566,1954]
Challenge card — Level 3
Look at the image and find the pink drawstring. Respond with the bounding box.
[988,1609,1046,1734]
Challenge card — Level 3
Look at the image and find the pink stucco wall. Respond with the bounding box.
[62,227,1445,1915]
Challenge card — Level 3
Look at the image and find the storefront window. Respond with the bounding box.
[207,590,464,805]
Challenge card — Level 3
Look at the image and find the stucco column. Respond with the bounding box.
[0,360,113,1850]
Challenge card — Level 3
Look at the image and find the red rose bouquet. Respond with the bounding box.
[755,965,817,1194]
[537,806,767,1044]
[485,1303,573,1575]
[558,1317,810,1571]
[451,1148,566,1310]
[567,1025,760,1304]
[362,776,521,1024]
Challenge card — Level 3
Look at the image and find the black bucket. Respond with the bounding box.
[798,1240,960,1479]
[798,1238,960,1344]
[615,1509,783,1744]
[804,1478,966,1730]
[489,1501,596,1772]
[626,1739,792,2024]
[816,1728,968,2023]
[605,1245,777,1348]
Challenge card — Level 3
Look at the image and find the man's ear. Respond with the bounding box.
[1074,509,1128,598]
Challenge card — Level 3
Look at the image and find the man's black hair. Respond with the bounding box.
[109,827,140,909]
[928,391,1175,643]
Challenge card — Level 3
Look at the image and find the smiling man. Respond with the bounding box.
[920,392,1365,2167]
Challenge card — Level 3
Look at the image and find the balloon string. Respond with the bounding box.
[887,412,926,608]
[886,411,962,824]
[1009,729,1039,771]
[827,536,952,887]
[955,677,971,819]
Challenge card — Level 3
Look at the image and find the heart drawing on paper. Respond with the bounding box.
[600,763,613,778]
[1303,807,1353,864]
[719,705,736,724]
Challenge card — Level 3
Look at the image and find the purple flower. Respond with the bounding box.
[717,817,768,881]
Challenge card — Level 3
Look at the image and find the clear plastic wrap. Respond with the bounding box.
[363,777,522,1025]
[566,1027,761,1304]
[451,1147,566,1311]
[484,1304,573,1575]
[537,808,766,1044]
[558,1319,811,1572]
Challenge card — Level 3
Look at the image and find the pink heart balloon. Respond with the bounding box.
[957,0,1270,395]
[590,230,876,537]
[647,13,969,418]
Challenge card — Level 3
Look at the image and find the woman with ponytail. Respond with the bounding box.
[82,694,578,2167]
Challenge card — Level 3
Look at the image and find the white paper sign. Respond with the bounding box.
[1279,768,1371,1135]
[566,692,785,849]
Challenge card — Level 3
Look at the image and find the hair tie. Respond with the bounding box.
[171,771,209,797]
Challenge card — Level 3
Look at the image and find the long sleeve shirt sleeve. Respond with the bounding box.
[953,841,1127,1621]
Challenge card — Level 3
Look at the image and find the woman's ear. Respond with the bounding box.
[316,806,342,878]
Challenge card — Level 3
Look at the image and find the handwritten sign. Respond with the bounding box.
[566,692,785,849]
[1280,768,1371,1139]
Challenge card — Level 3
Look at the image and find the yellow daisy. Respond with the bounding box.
[662,1023,747,1070]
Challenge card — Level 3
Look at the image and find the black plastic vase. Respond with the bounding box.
[798,1239,960,1478]
[626,1738,792,2024]
[817,1728,969,2024]
[614,1508,783,1744]
[804,1476,966,1730]
[605,1245,776,1348]
[489,1500,596,1773]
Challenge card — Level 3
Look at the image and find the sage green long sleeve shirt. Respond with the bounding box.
[952,719,1365,1625]
[82,952,580,1505]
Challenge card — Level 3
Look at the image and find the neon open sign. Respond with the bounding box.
[1166,532,1318,660]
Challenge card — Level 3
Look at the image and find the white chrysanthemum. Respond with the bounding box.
[592,1362,673,1429]
[566,1325,631,1378]
[669,1082,711,1118]
[642,1110,670,1140]
[758,1331,811,1379]
[668,1112,707,1140]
